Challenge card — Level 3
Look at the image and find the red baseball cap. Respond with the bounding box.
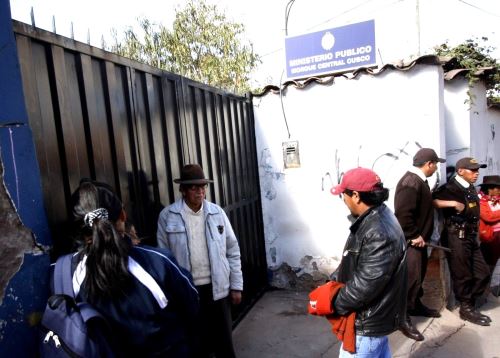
[331,167,382,195]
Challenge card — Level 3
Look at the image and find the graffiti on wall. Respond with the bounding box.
[319,140,450,192]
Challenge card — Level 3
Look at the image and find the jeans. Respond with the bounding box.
[339,335,391,358]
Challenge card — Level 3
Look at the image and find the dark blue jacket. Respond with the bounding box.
[51,245,200,356]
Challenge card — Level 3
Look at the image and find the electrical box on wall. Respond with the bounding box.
[283,141,300,168]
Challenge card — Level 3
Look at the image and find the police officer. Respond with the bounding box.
[433,157,491,326]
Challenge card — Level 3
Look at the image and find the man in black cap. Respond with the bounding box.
[395,148,445,341]
[433,157,491,326]
[156,164,243,357]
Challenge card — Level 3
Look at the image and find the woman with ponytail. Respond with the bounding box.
[65,179,199,357]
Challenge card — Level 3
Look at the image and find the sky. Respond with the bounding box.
[8,0,500,87]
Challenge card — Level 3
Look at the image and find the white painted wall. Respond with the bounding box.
[443,77,500,177]
[254,63,500,283]
[443,77,474,168]
[254,63,448,279]
[483,104,500,173]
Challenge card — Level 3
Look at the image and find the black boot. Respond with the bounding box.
[476,311,492,323]
[399,315,424,341]
[459,303,490,326]
[473,298,492,322]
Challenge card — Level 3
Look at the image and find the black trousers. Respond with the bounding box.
[192,284,236,358]
[406,246,428,310]
[443,227,490,305]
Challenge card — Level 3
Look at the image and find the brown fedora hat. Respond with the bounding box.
[174,164,214,184]
[479,175,500,187]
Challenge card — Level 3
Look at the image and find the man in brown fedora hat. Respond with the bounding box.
[395,148,445,341]
[433,157,491,326]
[156,164,243,357]
[477,175,500,289]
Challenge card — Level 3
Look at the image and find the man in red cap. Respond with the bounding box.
[395,148,445,341]
[433,157,491,326]
[330,168,407,357]
[156,164,243,357]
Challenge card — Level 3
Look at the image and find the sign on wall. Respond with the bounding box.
[285,20,376,80]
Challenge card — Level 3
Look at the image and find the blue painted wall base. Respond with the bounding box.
[0,0,52,356]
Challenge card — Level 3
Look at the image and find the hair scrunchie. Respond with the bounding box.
[84,208,109,227]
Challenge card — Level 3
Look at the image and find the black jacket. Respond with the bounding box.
[333,204,408,336]
[432,176,480,225]
[394,171,434,241]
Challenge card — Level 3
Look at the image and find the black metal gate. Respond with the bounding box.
[13,20,268,320]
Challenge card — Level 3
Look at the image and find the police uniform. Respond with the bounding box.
[433,174,490,312]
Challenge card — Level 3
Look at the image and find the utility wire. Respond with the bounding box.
[260,0,405,58]
[304,0,379,32]
[456,0,500,17]
[279,0,296,139]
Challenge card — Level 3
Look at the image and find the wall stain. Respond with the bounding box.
[446,147,469,155]
[269,256,340,291]
[259,148,285,201]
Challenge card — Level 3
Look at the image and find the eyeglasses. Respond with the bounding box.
[187,184,208,191]
[340,189,354,199]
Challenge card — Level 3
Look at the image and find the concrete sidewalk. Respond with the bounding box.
[233,289,500,358]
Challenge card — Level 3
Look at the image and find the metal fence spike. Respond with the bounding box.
[71,22,74,39]
[52,15,56,33]
[30,7,35,27]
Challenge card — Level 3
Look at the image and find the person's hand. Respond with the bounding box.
[454,201,465,212]
[410,236,426,248]
[230,290,242,305]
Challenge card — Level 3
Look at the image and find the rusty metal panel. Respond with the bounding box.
[14,20,268,322]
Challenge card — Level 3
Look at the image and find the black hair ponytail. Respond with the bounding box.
[71,180,132,302]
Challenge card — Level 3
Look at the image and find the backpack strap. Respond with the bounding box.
[53,254,76,297]
[56,253,168,309]
[70,254,168,309]
[53,254,107,324]
[78,302,105,322]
